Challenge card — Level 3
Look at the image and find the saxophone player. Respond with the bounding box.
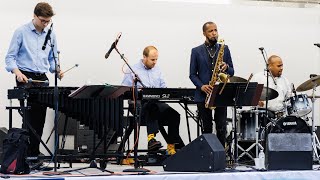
[189,22,234,147]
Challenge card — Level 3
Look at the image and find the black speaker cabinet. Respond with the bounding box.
[267,133,312,170]
[163,134,225,172]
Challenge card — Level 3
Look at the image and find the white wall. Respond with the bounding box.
[0,0,319,151]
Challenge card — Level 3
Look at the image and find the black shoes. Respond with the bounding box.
[148,138,162,152]
[27,156,53,171]
[27,158,43,170]
[29,161,53,171]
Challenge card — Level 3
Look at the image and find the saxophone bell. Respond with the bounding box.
[218,73,229,83]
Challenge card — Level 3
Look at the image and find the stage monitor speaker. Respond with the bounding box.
[163,134,225,172]
[267,133,312,170]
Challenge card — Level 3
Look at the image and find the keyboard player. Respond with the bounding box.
[121,45,180,155]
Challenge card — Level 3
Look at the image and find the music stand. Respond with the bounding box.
[208,82,263,166]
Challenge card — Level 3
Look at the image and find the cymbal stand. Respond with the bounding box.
[237,109,264,161]
[310,83,320,162]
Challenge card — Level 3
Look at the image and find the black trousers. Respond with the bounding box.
[16,70,49,157]
[140,101,180,144]
[197,103,227,146]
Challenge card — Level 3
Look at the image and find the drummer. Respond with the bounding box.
[252,55,292,118]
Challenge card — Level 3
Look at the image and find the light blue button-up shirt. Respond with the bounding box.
[121,60,166,88]
[5,21,58,74]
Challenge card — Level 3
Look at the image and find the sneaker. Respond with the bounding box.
[148,138,162,152]
[167,144,176,155]
[122,158,135,165]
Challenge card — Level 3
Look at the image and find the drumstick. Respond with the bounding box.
[60,64,79,76]
[247,73,253,82]
[244,73,253,93]
[307,95,320,98]
[27,78,49,84]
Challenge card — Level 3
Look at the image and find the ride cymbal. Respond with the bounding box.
[296,75,320,92]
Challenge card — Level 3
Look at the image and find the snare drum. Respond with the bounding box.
[238,110,265,140]
[285,94,311,117]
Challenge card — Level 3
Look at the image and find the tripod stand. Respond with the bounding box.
[209,82,263,166]
[310,81,320,162]
[236,108,264,161]
[296,74,320,162]
[310,43,320,162]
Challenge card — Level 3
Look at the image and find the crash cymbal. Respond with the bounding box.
[229,76,247,82]
[296,75,320,92]
[260,87,278,101]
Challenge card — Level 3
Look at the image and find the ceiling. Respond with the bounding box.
[238,0,320,8]
[152,0,320,8]
[260,0,319,3]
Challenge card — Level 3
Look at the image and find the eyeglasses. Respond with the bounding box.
[36,15,52,24]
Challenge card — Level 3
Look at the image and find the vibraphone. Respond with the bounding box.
[7,85,197,159]
[7,85,130,156]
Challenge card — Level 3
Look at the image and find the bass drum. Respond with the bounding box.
[268,116,311,133]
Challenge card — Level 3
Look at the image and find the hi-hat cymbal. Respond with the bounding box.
[229,76,247,82]
[296,75,320,92]
[260,87,278,101]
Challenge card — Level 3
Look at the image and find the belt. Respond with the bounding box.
[20,70,45,76]
[32,72,45,76]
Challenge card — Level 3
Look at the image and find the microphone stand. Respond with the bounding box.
[40,24,60,172]
[114,47,148,173]
[259,48,270,147]
[47,28,60,172]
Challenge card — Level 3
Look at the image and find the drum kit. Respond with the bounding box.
[230,75,320,162]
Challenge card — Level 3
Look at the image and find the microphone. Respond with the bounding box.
[259,47,264,51]
[42,23,53,50]
[105,33,122,59]
[314,43,320,48]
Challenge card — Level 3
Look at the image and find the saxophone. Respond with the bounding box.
[205,40,229,109]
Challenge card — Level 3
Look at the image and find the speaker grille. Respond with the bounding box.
[267,133,312,170]
[268,133,312,151]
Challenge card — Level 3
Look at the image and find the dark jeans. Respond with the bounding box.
[16,70,49,157]
[140,101,180,144]
[197,103,227,146]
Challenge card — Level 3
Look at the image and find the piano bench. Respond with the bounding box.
[123,116,169,127]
